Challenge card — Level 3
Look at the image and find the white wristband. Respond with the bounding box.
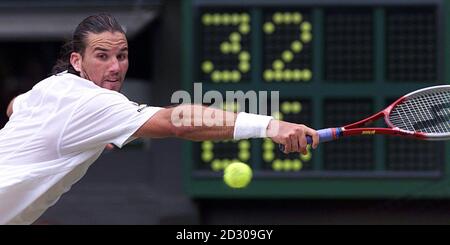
[233,112,274,140]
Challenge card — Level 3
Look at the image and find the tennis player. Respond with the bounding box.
[0,13,318,224]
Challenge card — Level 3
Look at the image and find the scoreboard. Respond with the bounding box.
[181,0,450,197]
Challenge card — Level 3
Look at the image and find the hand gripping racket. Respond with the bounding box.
[280,85,450,151]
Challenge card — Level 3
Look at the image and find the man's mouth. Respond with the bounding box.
[105,79,119,83]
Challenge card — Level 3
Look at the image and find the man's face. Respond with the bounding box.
[72,31,129,91]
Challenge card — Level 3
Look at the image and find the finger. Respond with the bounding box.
[304,127,319,149]
[283,138,291,154]
[298,131,307,155]
[290,134,299,153]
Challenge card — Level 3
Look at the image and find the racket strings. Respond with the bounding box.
[389,90,450,134]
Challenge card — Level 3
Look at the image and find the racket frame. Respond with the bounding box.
[338,85,450,141]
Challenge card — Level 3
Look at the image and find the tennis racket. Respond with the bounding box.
[280,85,450,151]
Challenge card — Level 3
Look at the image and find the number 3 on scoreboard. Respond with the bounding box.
[200,12,251,83]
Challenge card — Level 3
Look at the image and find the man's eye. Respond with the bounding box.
[97,54,107,60]
[118,54,128,60]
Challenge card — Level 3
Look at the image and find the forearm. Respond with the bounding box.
[171,104,237,141]
[134,104,237,140]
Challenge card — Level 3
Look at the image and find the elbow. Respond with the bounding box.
[6,108,12,118]
[6,99,14,118]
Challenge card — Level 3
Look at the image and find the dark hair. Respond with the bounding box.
[51,13,125,75]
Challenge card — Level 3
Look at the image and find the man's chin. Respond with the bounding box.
[102,82,121,91]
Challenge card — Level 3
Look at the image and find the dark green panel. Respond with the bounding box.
[182,0,448,198]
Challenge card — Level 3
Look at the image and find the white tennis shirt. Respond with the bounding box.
[0,72,162,224]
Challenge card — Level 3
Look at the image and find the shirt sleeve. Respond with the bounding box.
[12,93,25,114]
[60,91,163,154]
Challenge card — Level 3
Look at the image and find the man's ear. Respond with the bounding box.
[70,52,82,72]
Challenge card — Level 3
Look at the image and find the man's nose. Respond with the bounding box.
[109,57,120,72]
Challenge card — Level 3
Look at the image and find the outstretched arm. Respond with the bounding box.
[133,104,318,154]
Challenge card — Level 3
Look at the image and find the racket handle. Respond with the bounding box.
[279,128,341,152]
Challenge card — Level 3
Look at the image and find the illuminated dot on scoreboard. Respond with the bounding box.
[263,139,274,150]
[240,13,250,23]
[231,13,240,25]
[273,12,283,24]
[301,21,312,32]
[202,151,214,162]
[281,102,291,114]
[222,159,231,167]
[202,14,212,25]
[202,141,214,151]
[291,101,302,113]
[300,146,312,161]
[222,14,231,25]
[273,59,284,70]
[263,151,274,162]
[211,160,221,171]
[223,102,240,112]
[239,62,250,73]
[223,102,236,111]
[211,71,221,83]
[230,70,241,82]
[291,41,303,53]
[274,70,283,81]
[282,50,294,62]
[301,32,312,43]
[220,42,231,54]
[229,32,241,43]
[292,159,303,171]
[238,150,250,161]
[234,103,241,112]
[201,61,214,74]
[292,12,302,24]
[272,111,283,120]
[302,69,312,81]
[222,70,231,82]
[238,140,251,150]
[230,43,241,54]
[272,159,283,171]
[283,159,293,171]
[283,70,293,81]
[239,23,250,34]
[263,22,275,34]
[283,12,293,24]
[212,13,221,25]
[239,51,250,61]
[293,69,302,81]
[263,69,274,81]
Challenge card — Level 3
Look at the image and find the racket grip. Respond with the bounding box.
[279,128,340,152]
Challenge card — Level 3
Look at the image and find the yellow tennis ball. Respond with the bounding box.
[223,162,253,189]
